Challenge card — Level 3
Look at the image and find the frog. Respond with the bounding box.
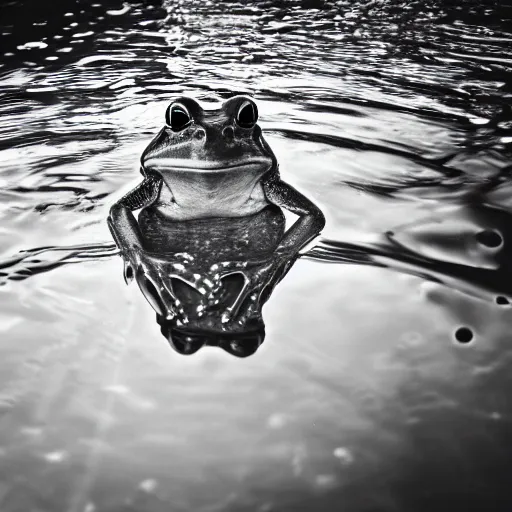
[108,95,325,337]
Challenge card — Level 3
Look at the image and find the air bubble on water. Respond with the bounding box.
[455,327,473,344]
[475,229,502,248]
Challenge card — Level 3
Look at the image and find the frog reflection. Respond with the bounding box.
[108,95,325,355]
[137,206,298,356]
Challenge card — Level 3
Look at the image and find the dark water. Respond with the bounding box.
[1,1,512,511]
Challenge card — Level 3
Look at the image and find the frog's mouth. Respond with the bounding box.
[143,157,271,173]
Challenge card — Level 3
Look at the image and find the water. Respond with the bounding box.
[1,0,512,510]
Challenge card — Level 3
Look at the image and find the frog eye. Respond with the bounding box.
[236,101,258,128]
[166,103,192,131]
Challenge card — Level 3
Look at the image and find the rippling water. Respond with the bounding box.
[1,1,512,511]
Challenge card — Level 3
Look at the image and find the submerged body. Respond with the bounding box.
[108,95,325,340]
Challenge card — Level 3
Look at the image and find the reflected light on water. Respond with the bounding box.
[0,0,512,511]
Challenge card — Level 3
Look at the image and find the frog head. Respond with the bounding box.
[141,95,277,179]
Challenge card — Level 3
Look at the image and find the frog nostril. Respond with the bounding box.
[194,128,206,141]
[223,126,234,140]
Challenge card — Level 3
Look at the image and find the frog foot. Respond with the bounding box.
[122,247,185,320]
[209,255,296,325]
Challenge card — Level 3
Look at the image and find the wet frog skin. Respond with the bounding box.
[137,206,292,356]
[108,95,325,335]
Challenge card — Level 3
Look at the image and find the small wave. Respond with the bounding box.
[0,243,118,286]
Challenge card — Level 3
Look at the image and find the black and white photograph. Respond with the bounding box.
[0,0,512,511]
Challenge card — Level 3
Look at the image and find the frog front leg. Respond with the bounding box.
[216,177,325,325]
[107,173,162,283]
[263,174,326,258]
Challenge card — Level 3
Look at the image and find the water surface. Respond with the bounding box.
[1,1,512,511]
